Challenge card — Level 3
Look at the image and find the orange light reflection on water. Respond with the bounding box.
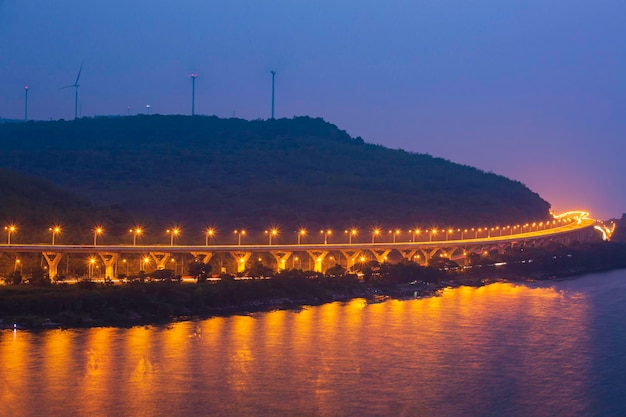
[0,281,595,417]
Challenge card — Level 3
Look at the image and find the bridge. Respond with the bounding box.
[0,211,609,280]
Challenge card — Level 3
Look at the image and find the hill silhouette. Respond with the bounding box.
[0,115,550,243]
[0,168,129,243]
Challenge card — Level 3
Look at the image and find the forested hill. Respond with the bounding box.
[0,115,550,239]
[0,169,129,243]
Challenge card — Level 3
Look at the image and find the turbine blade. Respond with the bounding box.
[74,61,83,85]
[59,84,75,90]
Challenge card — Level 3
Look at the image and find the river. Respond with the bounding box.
[2,270,626,417]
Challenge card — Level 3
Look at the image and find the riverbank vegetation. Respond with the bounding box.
[1,241,624,329]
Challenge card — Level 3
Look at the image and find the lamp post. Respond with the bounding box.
[14,259,20,272]
[130,228,142,246]
[167,228,180,245]
[205,228,215,246]
[389,229,400,243]
[49,226,61,245]
[372,228,380,243]
[93,226,103,246]
[430,229,437,242]
[89,257,96,279]
[320,229,332,244]
[297,229,307,245]
[234,230,246,245]
[142,257,150,273]
[265,228,278,245]
[4,225,16,245]
[345,228,358,244]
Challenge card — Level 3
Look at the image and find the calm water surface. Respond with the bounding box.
[2,270,626,417]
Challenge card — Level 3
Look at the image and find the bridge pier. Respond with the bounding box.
[42,252,62,280]
[98,252,119,280]
[271,252,292,271]
[307,251,328,273]
[149,252,171,270]
[417,248,442,266]
[340,250,360,269]
[230,252,252,273]
[398,249,418,264]
[369,249,391,264]
[191,252,214,264]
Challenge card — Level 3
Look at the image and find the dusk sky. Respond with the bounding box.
[1,1,624,219]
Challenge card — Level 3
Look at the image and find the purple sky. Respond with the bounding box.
[1,1,624,219]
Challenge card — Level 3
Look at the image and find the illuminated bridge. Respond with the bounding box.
[0,211,611,280]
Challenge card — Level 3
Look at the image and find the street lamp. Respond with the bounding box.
[234,229,246,245]
[93,226,103,246]
[49,226,61,245]
[167,228,180,245]
[388,229,400,243]
[372,228,380,243]
[14,259,20,272]
[265,228,278,245]
[205,228,215,246]
[89,257,96,278]
[320,229,332,244]
[430,229,437,242]
[4,225,16,245]
[345,228,358,244]
[297,228,307,245]
[409,228,421,242]
[130,228,143,246]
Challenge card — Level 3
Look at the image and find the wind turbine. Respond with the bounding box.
[270,70,276,119]
[60,62,83,119]
[190,73,198,116]
[24,85,29,121]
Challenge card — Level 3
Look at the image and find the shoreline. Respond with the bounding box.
[2,264,624,332]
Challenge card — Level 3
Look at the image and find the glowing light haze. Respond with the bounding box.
[0,1,624,219]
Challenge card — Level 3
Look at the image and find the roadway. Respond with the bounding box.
[0,214,599,254]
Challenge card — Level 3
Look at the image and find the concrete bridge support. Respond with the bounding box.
[340,250,360,269]
[230,252,252,273]
[271,252,292,271]
[417,248,443,266]
[149,252,171,270]
[42,252,62,280]
[98,252,119,280]
[307,251,328,273]
[369,249,391,264]
[191,252,214,264]
[399,249,418,264]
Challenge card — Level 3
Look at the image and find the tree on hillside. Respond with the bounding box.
[188,260,212,282]
[247,261,274,278]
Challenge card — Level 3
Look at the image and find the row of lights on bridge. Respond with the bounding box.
[2,218,573,246]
